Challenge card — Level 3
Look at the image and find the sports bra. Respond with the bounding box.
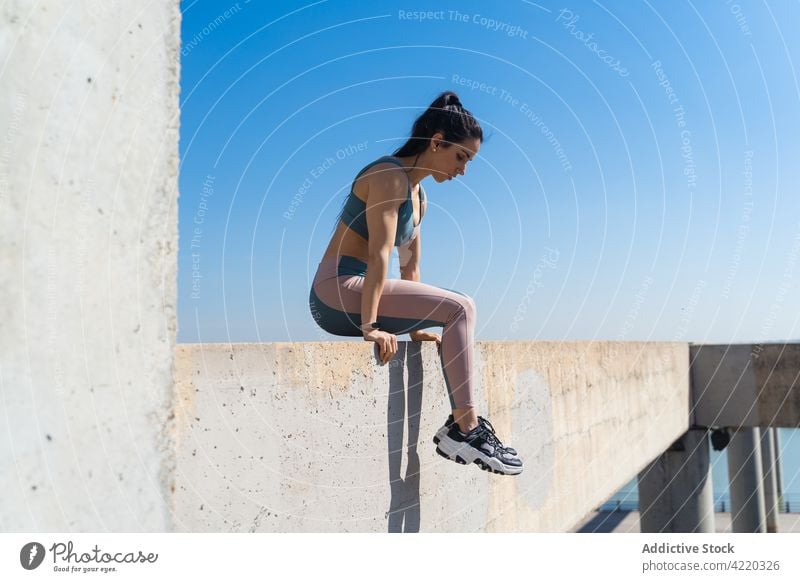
[338,156,425,247]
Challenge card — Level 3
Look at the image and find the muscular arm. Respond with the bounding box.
[361,166,406,328]
[399,226,439,342]
[399,183,424,283]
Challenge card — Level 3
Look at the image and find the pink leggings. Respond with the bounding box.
[309,255,476,408]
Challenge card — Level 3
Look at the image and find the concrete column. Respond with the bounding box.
[0,1,180,531]
[638,429,715,533]
[774,429,784,511]
[727,427,767,532]
[760,428,779,532]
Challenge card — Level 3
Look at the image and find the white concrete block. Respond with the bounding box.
[173,341,690,532]
[0,0,180,531]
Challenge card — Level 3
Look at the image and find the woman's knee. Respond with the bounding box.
[461,294,476,318]
[442,287,476,314]
[449,292,476,322]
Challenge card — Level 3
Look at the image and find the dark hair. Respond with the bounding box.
[392,91,483,158]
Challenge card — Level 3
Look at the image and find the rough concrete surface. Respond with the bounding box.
[691,344,800,428]
[0,1,181,531]
[172,341,689,532]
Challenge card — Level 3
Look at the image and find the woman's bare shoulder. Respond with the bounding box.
[357,161,408,206]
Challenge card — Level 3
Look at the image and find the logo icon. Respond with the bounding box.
[20,542,46,570]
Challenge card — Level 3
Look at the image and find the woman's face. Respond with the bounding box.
[429,134,480,182]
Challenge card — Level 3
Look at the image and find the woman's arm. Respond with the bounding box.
[398,217,440,349]
[361,167,406,327]
[399,228,421,282]
[399,183,425,282]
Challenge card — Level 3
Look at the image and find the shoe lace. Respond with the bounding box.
[477,416,505,450]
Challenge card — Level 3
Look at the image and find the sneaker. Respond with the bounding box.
[434,418,523,476]
[433,415,518,456]
[477,416,518,457]
[432,416,453,449]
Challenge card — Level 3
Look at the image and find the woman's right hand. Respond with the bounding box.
[363,330,398,364]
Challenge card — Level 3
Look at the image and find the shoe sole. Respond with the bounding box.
[434,435,523,476]
[434,433,519,458]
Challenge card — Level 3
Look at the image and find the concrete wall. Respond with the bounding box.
[691,344,800,428]
[173,341,689,532]
[0,1,181,530]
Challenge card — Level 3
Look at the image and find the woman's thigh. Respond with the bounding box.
[312,274,472,336]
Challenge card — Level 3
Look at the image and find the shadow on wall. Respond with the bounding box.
[386,342,424,533]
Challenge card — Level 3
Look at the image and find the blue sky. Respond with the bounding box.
[178,0,800,344]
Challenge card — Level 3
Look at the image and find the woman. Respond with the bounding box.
[309,91,522,476]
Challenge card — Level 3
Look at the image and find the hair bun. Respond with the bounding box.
[448,93,462,108]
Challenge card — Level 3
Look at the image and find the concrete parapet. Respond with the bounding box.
[690,344,800,428]
[172,341,689,532]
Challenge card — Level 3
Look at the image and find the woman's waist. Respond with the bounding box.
[316,254,369,279]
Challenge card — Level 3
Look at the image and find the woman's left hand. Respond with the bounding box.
[409,330,441,354]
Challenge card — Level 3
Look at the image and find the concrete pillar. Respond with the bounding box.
[760,428,779,532]
[727,427,767,532]
[774,429,784,511]
[638,429,715,533]
[0,1,180,531]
